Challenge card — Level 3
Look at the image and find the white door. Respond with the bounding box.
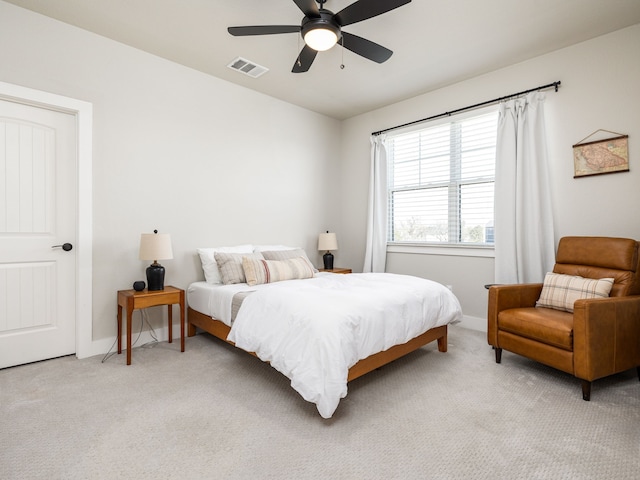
[0,98,77,369]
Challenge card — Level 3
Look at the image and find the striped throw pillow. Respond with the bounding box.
[242,256,315,286]
[261,248,319,272]
[214,252,264,285]
[536,272,614,312]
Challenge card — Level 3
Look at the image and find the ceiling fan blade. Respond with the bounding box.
[341,31,393,63]
[335,0,411,27]
[292,45,318,73]
[228,25,300,36]
[293,0,320,17]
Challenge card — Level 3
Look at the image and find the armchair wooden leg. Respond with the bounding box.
[495,347,502,364]
[581,380,591,401]
[637,366,640,382]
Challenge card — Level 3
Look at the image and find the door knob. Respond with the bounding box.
[52,243,73,251]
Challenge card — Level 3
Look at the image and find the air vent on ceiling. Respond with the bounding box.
[227,57,268,78]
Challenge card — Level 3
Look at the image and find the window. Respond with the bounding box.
[386,109,498,247]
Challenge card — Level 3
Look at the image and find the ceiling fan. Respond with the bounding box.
[228,0,412,73]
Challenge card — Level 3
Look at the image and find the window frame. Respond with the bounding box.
[385,105,498,255]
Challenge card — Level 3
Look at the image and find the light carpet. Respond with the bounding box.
[1,325,639,479]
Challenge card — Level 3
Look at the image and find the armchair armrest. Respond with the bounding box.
[573,295,640,381]
[487,283,543,346]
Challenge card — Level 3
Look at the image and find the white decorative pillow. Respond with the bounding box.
[215,251,264,285]
[261,248,318,272]
[197,245,253,284]
[536,272,614,313]
[242,256,316,286]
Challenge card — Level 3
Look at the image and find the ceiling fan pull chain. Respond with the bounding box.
[340,35,345,69]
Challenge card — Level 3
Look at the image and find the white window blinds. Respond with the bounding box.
[387,109,498,245]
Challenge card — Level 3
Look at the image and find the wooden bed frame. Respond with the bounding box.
[187,306,448,381]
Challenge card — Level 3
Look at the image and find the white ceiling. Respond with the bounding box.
[6,0,640,119]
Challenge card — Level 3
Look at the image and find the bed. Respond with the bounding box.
[187,245,463,418]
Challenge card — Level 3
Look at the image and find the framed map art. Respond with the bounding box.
[572,130,629,178]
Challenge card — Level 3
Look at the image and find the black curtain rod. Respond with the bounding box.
[371,80,561,136]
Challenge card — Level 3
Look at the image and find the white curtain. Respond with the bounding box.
[494,92,555,284]
[363,134,388,273]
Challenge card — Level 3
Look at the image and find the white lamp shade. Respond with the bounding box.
[318,232,338,251]
[139,233,173,261]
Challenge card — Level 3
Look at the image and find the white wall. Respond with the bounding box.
[2,1,639,349]
[0,2,342,348]
[339,24,640,326]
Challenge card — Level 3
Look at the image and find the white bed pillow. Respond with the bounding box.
[253,245,298,252]
[197,245,253,284]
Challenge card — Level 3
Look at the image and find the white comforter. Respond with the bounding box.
[226,273,462,418]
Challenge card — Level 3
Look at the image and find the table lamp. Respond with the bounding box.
[139,230,173,291]
[318,231,338,270]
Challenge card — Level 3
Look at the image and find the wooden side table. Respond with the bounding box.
[319,268,352,274]
[117,285,185,365]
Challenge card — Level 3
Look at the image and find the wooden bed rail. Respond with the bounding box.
[187,307,448,382]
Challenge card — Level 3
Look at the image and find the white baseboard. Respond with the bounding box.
[80,318,486,360]
[456,314,487,333]
[78,325,176,360]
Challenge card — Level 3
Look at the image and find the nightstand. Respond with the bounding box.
[117,285,185,365]
[319,268,352,274]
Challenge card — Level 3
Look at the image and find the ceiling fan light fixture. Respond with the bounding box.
[304,26,338,51]
[301,13,341,52]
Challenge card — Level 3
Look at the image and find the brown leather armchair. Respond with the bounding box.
[488,236,640,400]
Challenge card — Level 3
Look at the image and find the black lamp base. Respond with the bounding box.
[323,252,334,270]
[146,262,165,291]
